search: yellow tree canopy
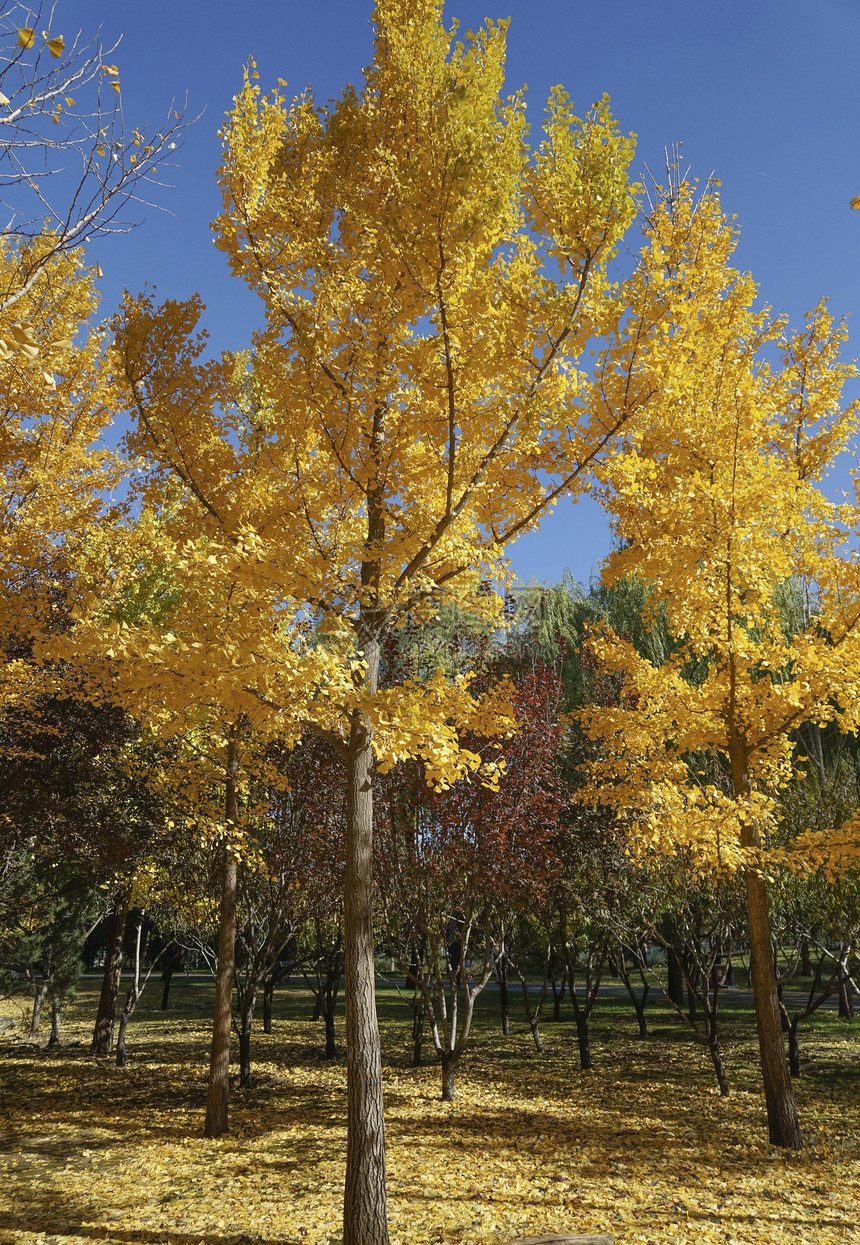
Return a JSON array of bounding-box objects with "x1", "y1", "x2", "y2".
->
[
  {"x1": 104, "y1": 0, "x2": 665, "y2": 783},
  {"x1": 578, "y1": 187, "x2": 860, "y2": 878},
  {"x1": 0, "y1": 238, "x2": 122, "y2": 713}
]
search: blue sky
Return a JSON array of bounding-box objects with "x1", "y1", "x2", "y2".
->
[{"x1": 58, "y1": 0, "x2": 860, "y2": 587}]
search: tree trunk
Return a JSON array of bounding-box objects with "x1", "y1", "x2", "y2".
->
[
  {"x1": 30, "y1": 983, "x2": 47, "y2": 1036},
  {"x1": 115, "y1": 1009, "x2": 130, "y2": 1067},
  {"x1": 263, "y1": 976, "x2": 274, "y2": 1034},
  {"x1": 705, "y1": 1018, "x2": 729, "y2": 1097},
  {"x1": 91, "y1": 892, "x2": 129, "y2": 1055},
  {"x1": 731, "y1": 729, "x2": 802, "y2": 1149},
  {"x1": 838, "y1": 953, "x2": 854, "y2": 1018},
  {"x1": 575, "y1": 1012, "x2": 592, "y2": 1070},
  {"x1": 411, "y1": 992, "x2": 425, "y2": 1066},
  {"x1": 48, "y1": 994, "x2": 61, "y2": 1047},
  {"x1": 686, "y1": 959, "x2": 698, "y2": 1022},
  {"x1": 633, "y1": 994, "x2": 648, "y2": 1039},
  {"x1": 238, "y1": 984, "x2": 257, "y2": 1088},
  {"x1": 343, "y1": 621, "x2": 388, "y2": 1245},
  {"x1": 204, "y1": 726, "x2": 240, "y2": 1139},
  {"x1": 324, "y1": 1004, "x2": 337, "y2": 1059},
  {"x1": 745, "y1": 869, "x2": 802, "y2": 1148},
  {"x1": 551, "y1": 974, "x2": 565, "y2": 1020},
  {"x1": 799, "y1": 934, "x2": 812, "y2": 979},
  {"x1": 788, "y1": 1018, "x2": 801, "y2": 1078},
  {"x1": 160, "y1": 943, "x2": 183, "y2": 1011},
  {"x1": 440, "y1": 1053, "x2": 456, "y2": 1103},
  {"x1": 312, "y1": 987, "x2": 324, "y2": 1021},
  {"x1": 664, "y1": 926, "x2": 686, "y2": 1009},
  {"x1": 513, "y1": 958, "x2": 546, "y2": 1054},
  {"x1": 498, "y1": 951, "x2": 510, "y2": 1036}
]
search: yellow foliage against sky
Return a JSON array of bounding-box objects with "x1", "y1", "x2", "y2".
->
[
  {"x1": 579, "y1": 188, "x2": 860, "y2": 880},
  {"x1": 1, "y1": 989, "x2": 859, "y2": 1245},
  {"x1": 0, "y1": 239, "x2": 122, "y2": 711},
  {"x1": 88, "y1": 0, "x2": 654, "y2": 789}
]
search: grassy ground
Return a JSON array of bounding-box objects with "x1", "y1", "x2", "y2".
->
[{"x1": 1, "y1": 976, "x2": 859, "y2": 1245}]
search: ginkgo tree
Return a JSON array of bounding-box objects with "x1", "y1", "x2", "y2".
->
[
  {"x1": 0, "y1": 0, "x2": 185, "y2": 718},
  {"x1": 0, "y1": 244, "x2": 124, "y2": 724},
  {"x1": 62, "y1": 504, "x2": 354, "y2": 1136},
  {"x1": 96, "y1": 0, "x2": 687, "y2": 1239},
  {"x1": 578, "y1": 183, "x2": 860, "y2": 1150}
]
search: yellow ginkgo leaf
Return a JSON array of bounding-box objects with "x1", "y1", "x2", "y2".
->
[
  {"x1": 42, "y1": 370, "x2": 56, "y2": 387},
  {"x1": 851, "y1": 195, "x2": 860, "y2": 210},
  {"x1": 97, "y1": 145, "x2": 106, "y2": 157},
  {"x1": 17, "y1": 26, "x2": 35, "y2": 48},
  {"x1": 0, "y1": 92, "x2": 9, "y2": 106},
  {"x1": 110, "y1": 80, "x2": 121, "y2": 94},
  {"x1": 46, "y1": 34, "x2": 64, "y2": 58},
  {"x1": 95, "y1": 263, "x2": 104, "y2": 278}
]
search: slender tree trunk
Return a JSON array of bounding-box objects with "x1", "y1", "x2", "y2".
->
[
  {"x1": 663, "y1": 919, "x2": 686, "y2": 1010},
  {"x1": 48, "y1": 994, "x2": 61, "y2": 1047},
  {"x1": 160, "y1": 944, "x2": 183, "y2": 1011},
  {"x1": 263, "y1": 976, "x2": 274, "y2": 1034},
  {"x1": 440, "y1": 1053, "x2": 456, "y2": 1103},
  {"x1": 707, "y1": 1028, "x2": 730, "y2": 1097},
  {"x1": 30, "y1": 983, "x2": 47, "y2": 1036},
  {"x1": 115, "y1": 1009, "x2": 131, "y2": 1066},
  {"x1": 838, "y1": 952, "x2": 854, "y2": 1018},
  {"x1": 575, "y1": 1011, "x2": 592, "y2": 1070},
  {"x1": 497, "y1": 950, "x2": 510, "y2": 1036},
  {"x1": 788, "y1": 1018, "x2": 801, "y2": 1078},
  {"x1": 731, "y1": 712, "x2": 802, "y2": 1149},
  {"x1": 519, "y1": 973, "x2": 544, "y2": 1053},
  {"x1": 411, "y1": 991, "x2": 425, "y2": 1066},
  {"x1": 551, "y1": 974, "x2": 565, "y2": 1020},
  {"x1": 745, "y1": 869, "x2": 802, "y2": 1148},
  {"x1": 687, "y1": 958, "x2": 698, "y2": 1022},
  {"x1": 91, "y1": 892, "x2": 129, "y2": 1055},
  {"x1": 204, "y1": 726, "x2": 240, "y2": 1139},
  {"x1": 343, "y1": 621, "x2": 388, "y2": 1245},
  {"x1": 324, "y1": 1003, "x2": 337, "y2": 1059},
  {"x1": 799, "y1": 934, "x2": 812, "y2": 979},
  {"x1": 238, "y1": 984, "x2": 257, "y2": 1088}
]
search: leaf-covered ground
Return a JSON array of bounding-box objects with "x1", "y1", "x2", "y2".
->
[{"x1": 1, "y1": 981, "x2": 859, "y2": 1245}]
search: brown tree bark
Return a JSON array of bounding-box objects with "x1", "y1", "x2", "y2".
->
[
  {"x1": 730, "y1": 736, "x2": 802, "y2": 1149},
  {"x1": 91, "y1": 891, "x2": 129, "y2": 1055},
  {"x1": 30, "y1": 982, "x2": 46, "y2": 1036},
  {"x1": 497, "y1": 949, "x2": 510, "y2": 1036},
  {"x1": 238, "y1": 983, "x2": 258, "y2": 1088},
  {"x1": 343, "y1": 619, "x2": 389, "y2": 1245},
  {"x1": 745, "y1": 869, "x2": 801, "y2": 1145},
  {"x1": 440, "y1": 1053, "x2": 456, "y2": 1102},
  {"x1": 48, "y1": 994, "x2": 61, "y2": 1047},
  {"x1": 263, "y1": 976, "x2": 275, "y2": 1033},
  {"x1": 204, "y1": 725, "x2": 240, "y2": 1139}
]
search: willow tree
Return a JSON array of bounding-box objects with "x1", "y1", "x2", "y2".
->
[
  {"x1": 111, "y1": 1, "x2": 672, "y2": 1239},
  {"x1": 579, "y1": 186, "x2": 860, "y2": 1151}
]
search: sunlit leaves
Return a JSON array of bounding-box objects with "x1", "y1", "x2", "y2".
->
[{"x1": 580, "y1": 185, "x2": 860, "y2": 879}]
